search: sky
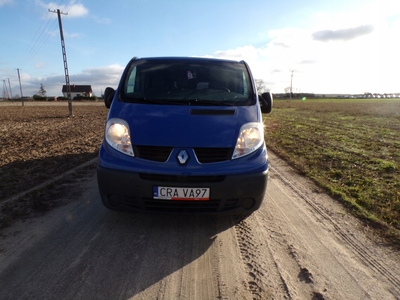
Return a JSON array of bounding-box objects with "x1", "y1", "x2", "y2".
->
[{"x1": 1, "y1": 0, "x2": 400, "y2": 97}]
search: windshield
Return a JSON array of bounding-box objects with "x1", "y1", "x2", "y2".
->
[{"x1": 121, "y1": 59, "x2": 255, "y2": 106}]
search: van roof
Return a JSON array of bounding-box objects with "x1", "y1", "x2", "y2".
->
[{"x1": 133, "y1": 56, "x2": 244, "y2": 64}]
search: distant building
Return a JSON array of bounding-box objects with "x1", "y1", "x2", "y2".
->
[{"x1": 62, "y1": 85, "x2": 92, "y2": 98}]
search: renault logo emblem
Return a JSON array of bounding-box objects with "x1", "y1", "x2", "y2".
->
[{"x1": 177, "y1": 149, "x2": 189, "y2": 165}]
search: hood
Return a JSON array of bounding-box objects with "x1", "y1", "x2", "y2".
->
[{"x1": 108, "y1": 101, "x2": 260, "y2": 148}]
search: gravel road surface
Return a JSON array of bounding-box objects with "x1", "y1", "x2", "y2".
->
[{"x1": 0, "y1": 151, "x2": 399, "y2": 299}]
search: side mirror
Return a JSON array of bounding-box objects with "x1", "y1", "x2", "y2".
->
[
  {"x1": 259, "y1": 92, "x2": 273, "y2": 114},
  {"x1": 104, "y1": 87, "x2": 115, "y2": 109}
]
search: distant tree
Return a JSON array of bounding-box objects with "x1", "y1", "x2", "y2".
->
[
  {"x1": 33, "y1": 94, "x2": 47, "y2": 101},
  {"x1": 255, "y1": 79, "x2": 270, "y2": 94},
  {"x1": 38, "y1": 84, "x2": 47, "y2": 97}
]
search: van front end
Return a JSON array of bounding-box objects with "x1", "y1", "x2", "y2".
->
[
  {"x1": 97, "y1": 56, "x2": 273, "y2": 215},
  {"x1": 97, "y1": 141, "x2": 269, "y2": 214}
]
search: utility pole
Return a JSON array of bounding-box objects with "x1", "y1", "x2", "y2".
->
[
  {"x1": 49, "y1": 8, "x2": 73, "y2": 117},
  {"x1": 290, "y1": 70, "x2": 294, "y2": 102},
  {"x1": 3, "y1": 80, "x2": 10, "y2": 100},
  {"x1": 16, "y1": 68, "x2": 24, "y2": 106},
  {"x1": 7, "y1": 78, "x2": 12, "y2": 99}
]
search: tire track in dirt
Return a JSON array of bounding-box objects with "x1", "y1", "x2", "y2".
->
[
  {"x1": 232, "y1": 150, "x2": 400, "y2": 299},
  {"x1": 263, "y1": 150, "x2": 400, "y2": 299},
  {"x1": 270, "y1": 163, "x2": 400, "y2": 296},
  {"x1": 234, "y1": 216, "x2": 268, "y2": 298},
  {"x1": 236, "y1": 212, "x2": 329, "y2": 299},
  {"x1": 259, "y1": 184, "x2": 352, "y2": 299},
  {"x1": 234, "y1": 215, "x2": 291, "y2": 299}
]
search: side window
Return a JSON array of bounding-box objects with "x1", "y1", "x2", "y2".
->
[{"x1": 126, "y1": 66, "x2": 137, "y2": 93}]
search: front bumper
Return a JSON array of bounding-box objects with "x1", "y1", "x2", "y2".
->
[{"x1": 97, "y1": 166, "x2": 268, "y2": 214}]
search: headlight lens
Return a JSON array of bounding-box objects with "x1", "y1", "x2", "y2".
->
[
  {"x1": 232, "y1": 122, "x2": 264, "y2": 159},
  {"x1": 105, "y1": 118, "x2": 134, "y2": 156}
]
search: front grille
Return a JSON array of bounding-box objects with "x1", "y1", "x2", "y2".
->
[
  {"x1": 123, "y1": 196, "x2": 143, "y2": 210},
  {"x1": 224, "y1": 198, "x2": 239, "y2": 208},
  {"x1": 194, "y1": 148, "x2": 233, "y2": 163},
  {"x1": 134, "y1": 145, "x2": 173, "y2": 162},
  {"x1": 133, "y1": 146, "x2": 233, "y2": 163},
  {"x1": 139, "y1": 173, "x2": 225, "y2": 183}
]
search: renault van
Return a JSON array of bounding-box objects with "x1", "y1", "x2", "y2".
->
[{"x1": 97, "y1": 57, "x2": 273, "y2": 215}]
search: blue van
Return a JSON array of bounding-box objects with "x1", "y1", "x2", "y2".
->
[{"x1": 97, "y1": 57, "x2": 273, "y2": 215}]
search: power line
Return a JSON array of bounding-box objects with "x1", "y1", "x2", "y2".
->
[
  {"x1": 18, "y1": 11, "x2": 53, "y2": 67},
  {"x1": 65, "y1": 0, "x2": 79, "y2": 14},
  {"x1": 18, "y1": 0, "x2": 78, "y2": 70},
  {"x1": 14, "y1": 0, "x2": 78, "y2": 104},
  {"x1": 19, "y1": 18, "x2": 58, "y2": 68},
  {"x1": 18, "y1": 0, "x2": 67, "y2": 69}
]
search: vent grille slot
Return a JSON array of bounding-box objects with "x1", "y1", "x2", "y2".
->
[
  {"x1": 134, "y1": 145, "x2": 173, "y2": 162},
  {"x1": 194, "y1": 148, "x2": 233, "y2": 163}
]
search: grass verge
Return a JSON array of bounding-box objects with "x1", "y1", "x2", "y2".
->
[{"x1": 264, "y1": 98, "x2": 400, "y2": 245}]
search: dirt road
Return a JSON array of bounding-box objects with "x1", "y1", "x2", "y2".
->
[{"x1": 0, "y1": 151, "x2": 399, "y2": 299}]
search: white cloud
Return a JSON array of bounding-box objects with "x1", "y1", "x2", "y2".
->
[
  {"x1": 20, "y1": 72, "x2": 31, "y2": 82},
  {"x1": 35, "y1": 62, "x2": 46, "y2": 69},
  {"x1": 36, "y1": 0, "x2": 88, "y2": 18},
  {"x1": 72, "y1": 65, "x2": 125, "y2": 87},
  {"x1": 45, "y1": 29, "x2": 58, "y2": 37},
  {"x1": 0, "y1": 63, "x2": 124, "y2": 97},
  {"x1": 312, "y1": 25, "x2": 374, "y2": 42},
  {"x1": 92, "y1": 16, "x2": 111, "y2": 25},
  {"x1": 208, "y1": 4, "x2": 400, "y2": 94},
  {"x1": 0, "y1": 0, "x2": 12, "y2": 7},
  {"x1": 18, "y1": 0, "x2": 399, "y2": 96},
  {"x1": 66, "y1": 3, "x2": 88, "y2": 18},
  {"x1": 45, "y1": 29, "x2": 81, "y2": 39},
  {"x1": 214, "y1": 45, "x2": 261, "y2": 61},
  {"x1": 65, "y1": 32, "x2": 82, "y2": 38},
  {"x1": 5, "y1": 64, "x2": 124, "y2": 97},
  {"x1": 364, "y1": 0, "x2": 400, "y2": 18}
]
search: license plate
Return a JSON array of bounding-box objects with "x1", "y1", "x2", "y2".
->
[{"x1": 153, "y1": 186, "x2": 210, "y2": 201}]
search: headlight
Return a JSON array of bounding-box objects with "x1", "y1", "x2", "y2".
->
[
  {"x1": 232, "y1": 122, "x2": 264, "y2": 159},
  {"x1": 105, "y1": 118, "x2": 134, "y2": 156}
]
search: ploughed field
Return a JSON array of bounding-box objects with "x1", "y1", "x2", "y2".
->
[{"x1": 0, "y1": 102, "x2": 108, "y2": 227}]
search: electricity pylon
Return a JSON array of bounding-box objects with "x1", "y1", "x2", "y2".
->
[
  {"x1": 49, "y1": 8, "x2": 73, "y2": 117},
  {"x1": 16, "y1": 68, "x2": 24, "y2": 106},
  {"x1": 290, "y1": 70, "x2": 294, "y2": 102},
  {"x1": 3, "y1": 80, "x2": 10, "y2": 100}
]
